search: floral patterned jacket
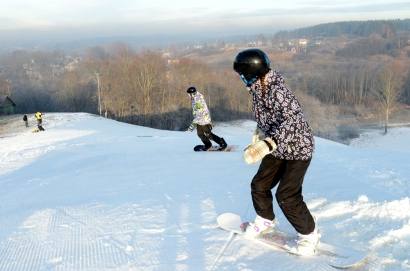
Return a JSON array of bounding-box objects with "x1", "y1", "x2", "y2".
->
[
  {"x1": 250, "y1": 70, "x2": 314, "y2": 160},
  {"x1": 190, "y1": 91, "x2": 212, "y2": 126}
]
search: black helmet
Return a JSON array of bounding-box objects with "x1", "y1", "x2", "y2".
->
[
  {"x1": 233, "y1": 49, "x2": 270, "y2": 86},
  {"x1": 186, "y1": 86, "x2": 197, "y2": 94}
]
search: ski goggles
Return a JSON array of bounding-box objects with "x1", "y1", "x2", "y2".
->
[{"x1": 240, "y1": 74, "x2": 257, "y2": 88}]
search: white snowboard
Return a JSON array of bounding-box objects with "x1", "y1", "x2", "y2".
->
[{"x1": 217, "y1": 212, "x2": 370, "y2": 270}]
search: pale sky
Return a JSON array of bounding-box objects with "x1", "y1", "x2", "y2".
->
[{"x1": 0, "y1": 0, "x2": 410, "y2": 44}]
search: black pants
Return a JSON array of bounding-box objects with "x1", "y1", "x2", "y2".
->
[
  {"x1": 196, "y1": 124, "x2": 223, "y2": 148},
  {"x1": 251, "y1": 155, "x2": 315, "y2": 235},
  {"x1": 37, "y1": 120, "x2": 45, "y2": 131}
]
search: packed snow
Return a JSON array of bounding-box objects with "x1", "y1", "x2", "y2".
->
[{"x1": 0, "y1": 113, "x2": 409, "y2": 270}]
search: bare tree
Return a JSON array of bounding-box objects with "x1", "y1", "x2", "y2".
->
[
  {"x1": 372, "y1": 66, "x2": 402, "y2": 133},
  {"x1": 0, "y1": 79, "x2": 12, "y2": 96}
]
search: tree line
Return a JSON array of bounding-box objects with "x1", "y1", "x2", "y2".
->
[
  {"x1": 275, "y1": 19, "x2": 410, "y2": 39},
  {"x1": 0, "y1": 42, "x2": 409, "y2": 137},
  {"x1": 0, "y1": 46, "x2": 250, "y2": 130}
]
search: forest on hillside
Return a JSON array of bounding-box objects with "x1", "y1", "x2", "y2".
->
[
  {"x1": 1, "y1": 19, "x2": 410, "y2": 141},
  {"x1": 275, "y1": 19, "x2": 410, "y2": 39}
]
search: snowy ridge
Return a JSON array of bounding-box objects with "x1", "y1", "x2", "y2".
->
[{"x1": 0, "y1": 113, "x2": 409, "y2": 270}]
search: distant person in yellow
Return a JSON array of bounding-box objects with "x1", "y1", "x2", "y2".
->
[{"x1": 34, "y1": 112, "x2": 45, "y2": 131}]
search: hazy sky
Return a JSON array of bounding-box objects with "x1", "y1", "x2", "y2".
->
[{"x1": 1, "y1": 0, "x2": 410, "y2": 43}]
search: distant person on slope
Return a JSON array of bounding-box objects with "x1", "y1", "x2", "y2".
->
[
  {"x1": 233, "y1": 48, "x2": 319, "y2": 256},
  {"x1": 35, "y1": 112, "x2": 45, "y2": 131},
  {"x1": 23, "y1": 114, "x2": 28, "y2": 127},
  {"x1": 186, "y1": 86, "x2": 227, "y2": 151}
]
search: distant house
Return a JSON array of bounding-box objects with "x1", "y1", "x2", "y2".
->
[
  {"x1": 0, "y1": 95, "x2": 16, "y2": 115},
  {"x1": 167, "y1": 59, "x2": 180, "y2": 65},
  {"x1": 247, "y1": 41, "x2": 257, "y2": 47},
  {"x1": 162, "y1": 52, "x2": 172, "y2": 58},
  {"x1": 299, "y1": 39, "x2": 308, "y2": 46}
]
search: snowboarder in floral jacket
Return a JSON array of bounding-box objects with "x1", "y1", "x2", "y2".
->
[
  {"x1": 186, "y1": 86, "x2": 227, "y2": 151},
  {"x1": 233, "y1": 49, "x2": 319, "y2": 256}
]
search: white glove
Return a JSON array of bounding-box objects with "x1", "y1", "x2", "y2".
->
[
  {"x1": 187, "y1": 123, "x2": 196, "y2": 132},
  {"x1": 244, "y1": 138, "x2": 277, "y2": 164}
]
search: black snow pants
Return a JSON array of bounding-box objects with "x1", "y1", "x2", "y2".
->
[
  {"x1": 37, "y1": 119, "x2": 45, "y2": 131},
  {"x1": 196, "y1": 124, "x2": 223, "y2": 149},
  {"x1": 251, "y1": 155, "x2": 315, "y2": 235}
]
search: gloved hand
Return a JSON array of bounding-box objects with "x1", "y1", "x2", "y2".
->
[
  {"x1": 252, "y1": 127, "x2": 266, "y2": 144},
  {"x1": 187, "y1": 123, "x2": 196, "y2": 132},
  {"x1": 244, "y1": 138, "x2": 277, "y2": 164}
]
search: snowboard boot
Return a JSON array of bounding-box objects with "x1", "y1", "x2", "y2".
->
[
  {"x1": 241, "y1": 215, "x2": 276, "y2": 238},
  {"x1": 203, "y1": 143, "x2": 212, "y2": 151},
  {"x1": 295, "y1": 227, "x2": 320, "y2": 256},
  {"x1": 217, "y1": 138, "x2": 227, "y2": 151}
]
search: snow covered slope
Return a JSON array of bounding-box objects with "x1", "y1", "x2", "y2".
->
[{"x1": 0, "y1": 113, "x2": 409, "y2": 270}]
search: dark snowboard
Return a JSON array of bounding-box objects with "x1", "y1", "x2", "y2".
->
[{"x1": 193, "y1": 145, "x2": 236, "y2": 152}]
